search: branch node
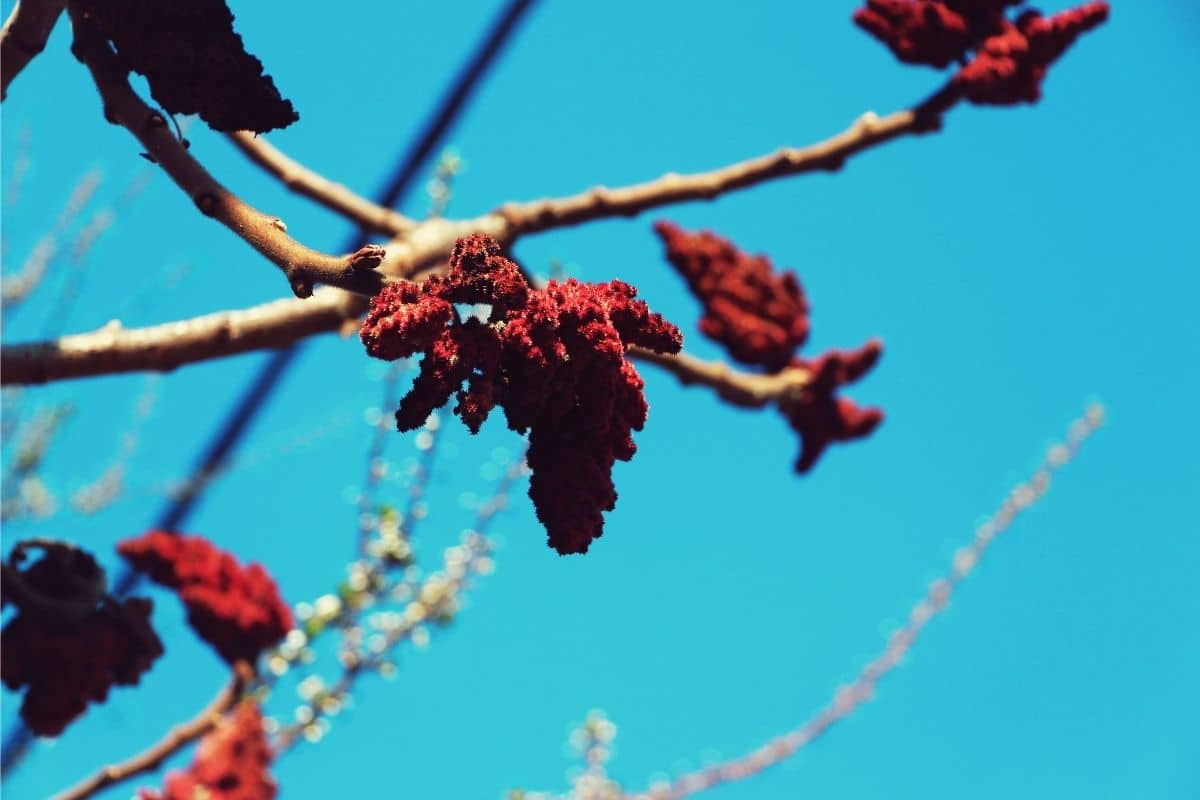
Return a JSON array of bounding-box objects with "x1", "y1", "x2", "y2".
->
[
  {"x1": 269, "y1": 217, "x2": 287, "y2": 233},
  {"x1": 347, "y1": 244, "x2": 385, "y2": 272},
  {"x1": 193, "y1": 193, "x2": 218, "y2": 216},
  {"x1": 288, "y1": 276, "x2": 313, "y2": 298},
  {"x1": 855, "y1": 110, "x2": 880, "y2": 132}
]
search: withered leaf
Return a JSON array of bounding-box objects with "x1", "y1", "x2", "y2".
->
[{"x1": 77, "y1": 0, "x2": 299, "y2": 133}]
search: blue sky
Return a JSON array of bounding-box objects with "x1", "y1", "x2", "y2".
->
[{"x1": 2, "y1": 2, "x2": 1198, "y2": 798}]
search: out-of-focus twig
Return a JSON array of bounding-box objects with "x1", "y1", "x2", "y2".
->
[
  {"x1": 50, "y1": 663, "x2": 253, "y2": 800},
  {"x1": 2, "y1": 168, "x2": 102, "y2": 314},
  {"x1": 0, "y1": 402, "x2": 74, "y2": 522},
  {"x1": 2, "y1": 123, "x2": 33, "y2": 210},
  {"x1": 70, "y1": 375, "x2": 159, "y2": 515},
  {"x1": 617, "y1": 404, "x2": 1106, "y2": 800},
  {"x1": 40, "y1": 167, "x2": 154, "y2": 338},
  {"x1": 272, "y1": 452, "x2": 525, "y2": 754}
]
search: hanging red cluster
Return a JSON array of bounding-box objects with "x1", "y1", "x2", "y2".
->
[
  {"x1": 1, "y1": 597, "x2": 162, "y2": 737},
  {"x1": 853, "y1": 0, "x2": 1109, "y2": 104},
  {"x1": 654, "y1": 222, "x2": 883, "y2": 474},
  {"x1": 362, "y1": 234, "x2": 683, "y2": 555},
  {"x1": 653, "y1": 221, "x2": 810, "y2": 372},
  {"x1": 140, "y1": 700, "x2": 276, "y2": 800},
  {"x1": 789, "y1": 342, "x2": 885, "y2": 473},
  {"x1": 1, "y1": 542, "x2": 163, "y2": 737},
  {"x1": 118, "y1": 531, "x2": 293, "y2": 665}
]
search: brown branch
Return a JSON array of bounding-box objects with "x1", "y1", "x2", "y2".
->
[
  {"x1": 226, "y1": 132, "x2": 416, "y2": 237},
  {"x1": 1, "y1": 295, "x2": 808, "y2": 409},
  {"x1": 629, "y1": 347, "x2": 812, "y2": 409},
  {"x1": 489, "y1": 104, "x2": 948, "y2": 238},
  {"x1": 64, "y1": 5, "x2": 391, "y2": 298},
  {"x1": 0, "y1": 0, "x2": 65, "y2": 101},
  {"x1": 378, "y1": 97, "x2": 953, "y2": 278},
  {"x1": 52, "y1": 663, "x2": 252, "y2": 800},
  {"x1": 2, "y1": 93, "x2": 956, "y2": 385},
  {"x1": 1, "y1": 288, "x2": 365, "y2": 385}
]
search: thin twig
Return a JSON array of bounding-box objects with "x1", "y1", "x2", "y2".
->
[
  {"x1": 226, "y1": 132, "x2": 416, "y2": 237},
  {"x1": 64, "y1": 4, "x2": 392, "y2": 298},
  {"x1": 628, "y1": 347, "x2": 812, "y2": 408},
  {"x1": 2, "y1": 168, "x2": 102, "y2": 314},
  {"x1": 494, "y1": 108, "x2": 945, "y2": 238},
  {"x1": 375, "y1": 100, "x2": 951, "y2": 276},
  {"x1": 52, "y1": 663, "x2": 252, "y2": 800},
  {"x1": 0, "y1": 0, "x2": 66, "y2": 100},
  {"x1": 621, "y1": 404, "x2": 1106, "y2": 800}
]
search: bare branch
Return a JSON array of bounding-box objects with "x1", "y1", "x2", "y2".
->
[
  {"x1": 52, "y1": 664, "x2": 252, "y2": 800},
  {"x1": 0, "y1": 298, "x2": 810, "y2": 419},
  {"x1": 226, "y1": 132, "x2": 416, "y2": 237},
  {"x1": 1, "y1": 289, "x2": 365, "y2": 385},
  {"x1": 629, "y1": 347, "x2": 812, "y2": 408},
  {"x1": 494, "y1": 106, "x2": 947, "y2": 237},
  {"x1": 3, "y1": 93, "x2": 957, "y2": 384},
  {"x1": 64, "y1": 5, "x2": 392, "y2": 298},
  {"x1": 0, "y1": 0, "x2": 65, "y2": 101},
  {"x1": 376, "y1": 95, "x2": 953, "y2": 276}
]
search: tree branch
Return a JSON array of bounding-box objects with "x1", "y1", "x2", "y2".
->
[
  {"x1": 374, "y1": 93, "x2": 953, "y2": 277},
  {"x1": 1, "y1": 289, "x2": 364, "y2": 385},
  {"x1": 494, "y1": 106, "x2": 948, "y2": 237},
  {"x1": 3, "y1": 91, "x2": 956, "y2": 384},
  {"x1": 1, "y1": 297, "x2": 815, "y2": 417},
  {"x1": 0, "y1": 0, "x2": 65, "y2": 101},
  {"x1": 629, "y1": 347, "x2": 812, "y2": 408},
  {"x1": 52, "y1": 663, "x2": 252, "y2": 800},
  {"x1": 64, "y1": 4, "x2": 391, "y2": 298},
  {"x1": 226, "y1": 132, "x2": 417, "y2": 237}
]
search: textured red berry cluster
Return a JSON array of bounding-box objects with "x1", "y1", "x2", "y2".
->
[
  {"x1": 1, "y1": 545, "x2": 163, "y2": 737},
  {"x1": 362, "y1": 234, "x2": 683, "y2": 554},
  {"x1": 654, "y1": 223, "x2": 883, "y2": 474},
  {"x1": 654, "y1": 220, "x2": 809, "y2": 372},
  {"x1": 853, "y1": 0, "x2": 1109, "y2": 104},
  {"x1": 118, "y1": 531, "x2": 293, "y2": 665},
  {"x1": 140, "y1": 700, "x2": 276, "y2": 800}
]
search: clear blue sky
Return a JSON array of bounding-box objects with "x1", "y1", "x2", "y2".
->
[{"x1": 2, "y1": 2, "x2": 1198, "y2": 798}]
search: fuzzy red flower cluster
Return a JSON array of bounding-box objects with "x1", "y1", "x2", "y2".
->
[
  {"x1": 140, "y1": 701, "x2": 276, "y2": 800},
  {"x1": 853, "y1": 0, "x2": 1109, "y2": 104},
  {"x1": 654, "y1": 222, "x2": 883, "y2": 473},
  {"x1": 654, "y1": 221, "x2": 809, "y2": 372},
  {"x1": 1, "y1": 543, "x2": 163, "y2": 737},
  {"x1": 118, "y1": 531, "x2": 292, "y2": 665},
  {"x1": 362, "y1": 234, "x2": 683, "y2": 554},
  {"x1": 789, "y1": 342, "x2": 885, "y2": 473}
]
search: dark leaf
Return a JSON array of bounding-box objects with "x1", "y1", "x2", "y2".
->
[{"x1": 77, "y1": 0, "x2": 299, "y2": 133}]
